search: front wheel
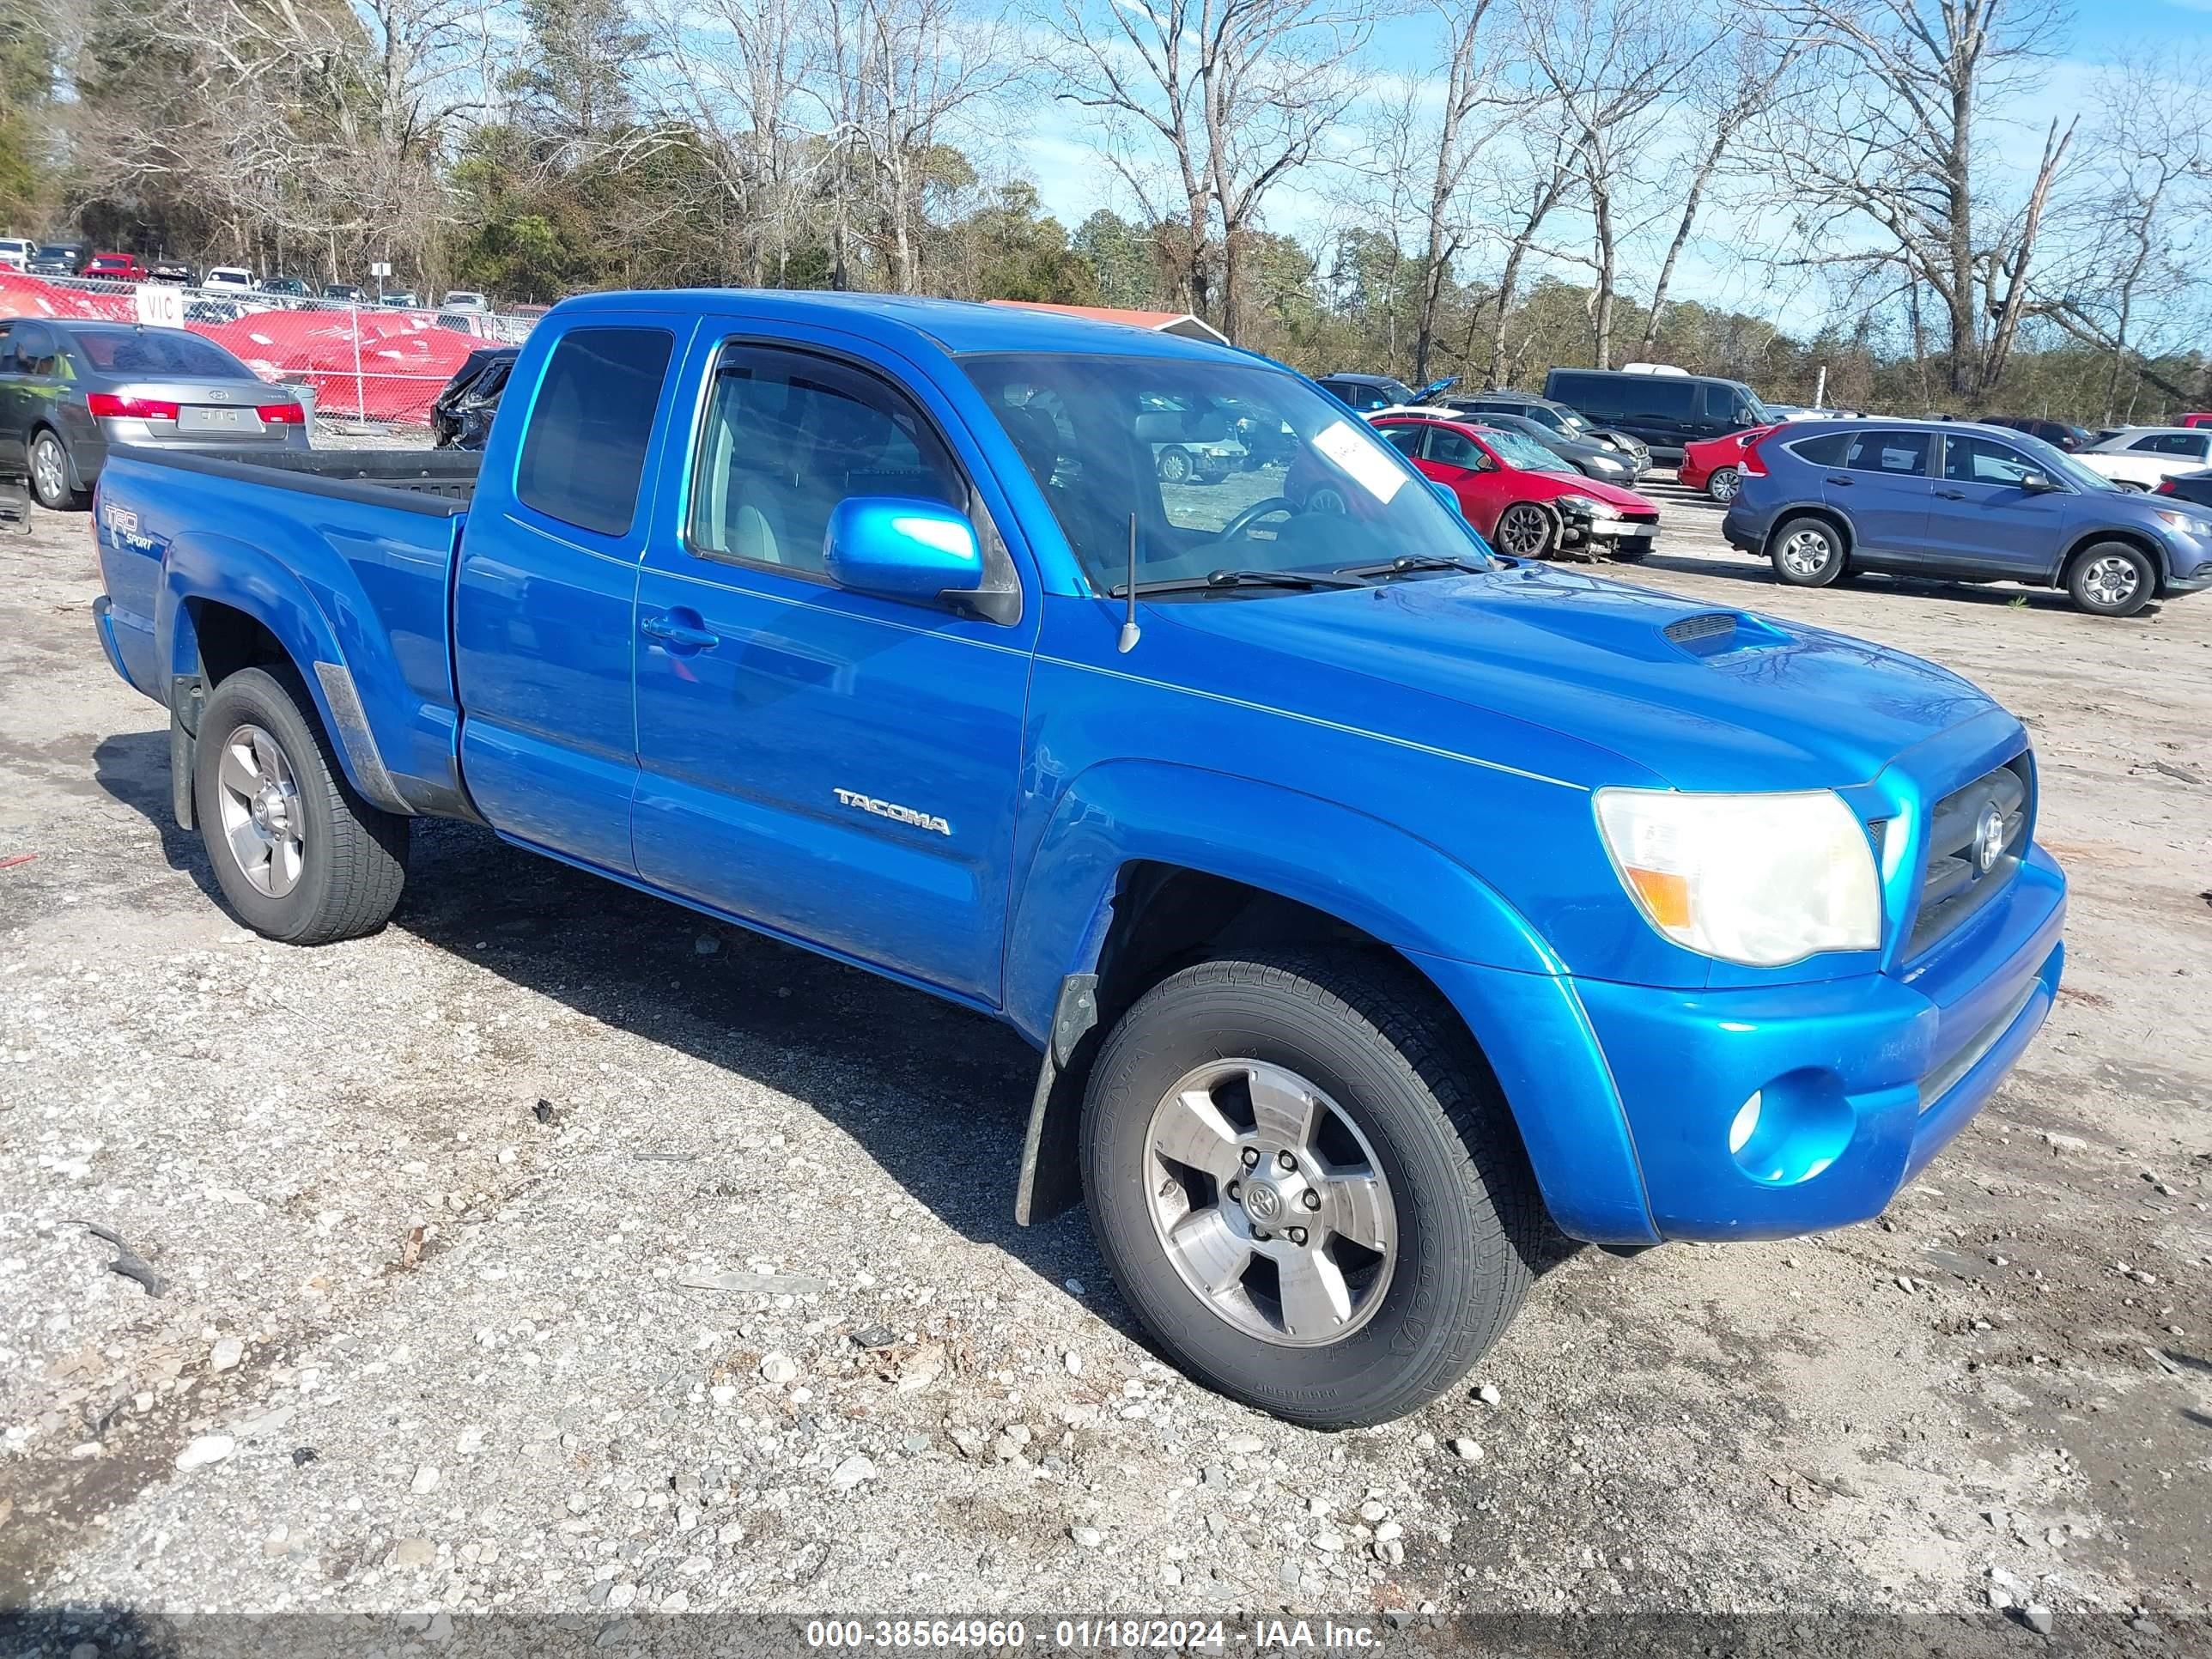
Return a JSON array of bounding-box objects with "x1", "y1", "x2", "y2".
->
[
  {"x1": 1080, "y1": 952, "x2": 1541, "y2": 1428},
  {"x1": 2067, "y1": 542, "x2": 2155, "y2": 617},
  {"x1": 1156, "y1": 447, "x2": 1193, "y2": 484},
  {"x1": 1492, "y1": 501, "x2": 1557, "y2": 559},
  {"x1": 193, "y1": 665, "x2": 410, "y2": 943}
]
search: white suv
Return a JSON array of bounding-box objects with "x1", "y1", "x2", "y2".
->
[{"x1": 0, "y1": 238, "x2": 33, "y2": 271}]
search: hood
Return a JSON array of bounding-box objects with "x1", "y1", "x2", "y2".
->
[
  {"x1": 1153, "y1": 564, "x2": 2000, "y2": 793},
  {"x1": 1523, "y1": 471, "x2": 1654, "y2": 512}
]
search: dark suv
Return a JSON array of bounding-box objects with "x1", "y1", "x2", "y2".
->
[
  {"x1": 1448, "y1": 390, "x2": 1650, "y2": 473},
  {"x1": 1984, "y1": 416, "x2": 2092, "y2": 452},
  {"x1": 1721, "y1": 419, "x2": 2212, "y2": 617},
  {"x1": 1544, "y1": 368, "x2": 1765, "y2": 461}
]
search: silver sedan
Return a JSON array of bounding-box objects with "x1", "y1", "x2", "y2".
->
[{"x1": 0, "y1": 319, "x2": 308, "y2": 509}]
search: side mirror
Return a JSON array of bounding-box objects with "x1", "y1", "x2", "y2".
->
[
  {"x1": 2017, "y1": 470, "x2": 2060, "y2": 493},
  {"x1": 824, "y1": 496, "x2": 984, "y2": 600},
  {"x1": 1429, "y1": 479, "x2": 1468, "y2": 519}
]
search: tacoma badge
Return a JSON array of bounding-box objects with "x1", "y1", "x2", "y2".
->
[{"x1": 834, "y1": 788, "x2": 951, "y2": 836}]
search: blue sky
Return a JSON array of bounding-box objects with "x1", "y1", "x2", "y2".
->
[{"x1": 1011, "y1": 0, "x2": 2203, "y2": 338}]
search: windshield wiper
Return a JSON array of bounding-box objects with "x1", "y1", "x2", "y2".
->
[
  {"x1": 1333, "y1": 553, "x2": 1491, "y2": 579},
  {"x1": 1109, "y1": 567, "x2": 1369, "y2": 597}
]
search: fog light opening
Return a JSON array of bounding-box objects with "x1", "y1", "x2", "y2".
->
[{"x1": 1727, "y1": 1072, "x2": 1856, "y2": 1187}]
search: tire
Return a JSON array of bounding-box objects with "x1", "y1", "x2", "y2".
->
[
  {"x1": 1080, "y1": 951, "x2": 1541, "y2": 1429},
  {"x1": 28, "y1": 428, "x2": 82, "y2": 510},
  {"x1": 1607, "y1": 543, "x2": 1650, "y2": 563},
  {"x1": 1707, "y1": 465, "x2": 1741, "y2": 505},
  {"x1": 2067, "y1": 541, "x2": 2156, "y2": 617},
  {"x1": 192, "y1": 665, "x2": 409, "y2": 944},
  {"x1": 1492, "y1": 501, "x2": 1557, "y2": 559},
  {"x1": 1156, "y1": 447, "x2": 1193, "y2": 484},
  {"x1": 1769, "y1": 514, "x2": 1848, "y2": 586}
]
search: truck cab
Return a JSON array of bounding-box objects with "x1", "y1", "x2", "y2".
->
[{"x1": 87, "y1": 292, "x2": 2066, "y2": 1429}]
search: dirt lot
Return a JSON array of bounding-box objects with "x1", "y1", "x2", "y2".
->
[{"x1": 1, "y1": 459, "x2": 2208, "y2": 1653}]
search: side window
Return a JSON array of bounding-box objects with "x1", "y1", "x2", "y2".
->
[
  {"x1": 1427, "y1": 428, "x2": 1488, "y2": 470},
  {"x1": 689, "y1": 345, "x2": 965, "y2": 578},
  {"x1": 1841, "y1": 429, "x2": 1932, "y2": 477},
  {"x1": 16, "y1": 325, "x2": 60, "y2": 378},
  {"x1": 1787, "y1": 432, "x2": 1850, "y2": 466},
  {"x1": 1640, "y1": 378, "x2": 1698, "y2": 419},
  {"x1": 2131, "y1": 432, "x2": 2194, "y2": 454},
  {"x1": 1942, "y1": 435, "x2": 2035, "y2": 485},
  {"x1": 1553, "y1": 375, "x2": 1619, "y2": 417},
  {"x1": 514, "y1": 326, "x2": 675, "y2": 538},
  {"x1": 2185, "y1": 434, "x2": 2212, "y2": 459},
  {"x1": 1701, "y1": 384, "x2": 1737, "y2": 420},
  {"x1": 0, "y1": 325, "x2": 15, "y2": 374},
  {"x1": 1377, "y1": 424, "x2": 1425, "y2": 458}
]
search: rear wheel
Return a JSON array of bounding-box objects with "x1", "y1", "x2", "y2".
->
[
  {"x1": 1769, "y1": 514, "x2": 1847, "y2": 586},
  {"x1": 1493, "y1": 501, "x2": 1557, "y2": 559},
  {"x1": 2067, "y1": 542, "x2": 2155, "y2": 617},
  {"x1": 28, "y1": 429, "x2": 82, "y2": 510},
  {"x1": 1707, "y1": 465, "x2": 1741, "y2": 504},
  {"x1": 1081, "y1": 951, "x2": 1540, "y2": 1428},
  {"x1": 193, "y1": 665, "x2": 409, "y2": 943}
]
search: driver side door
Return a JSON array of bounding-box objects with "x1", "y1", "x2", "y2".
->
[
  {"x1": 629, "y1": 334, "x2": 1038, "y2": 1004},
  {"x1": 1413, "y1": 425, "x2": 1510, "y2": 536}
]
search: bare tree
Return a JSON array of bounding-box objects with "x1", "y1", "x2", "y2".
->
[
  {"x1": 1039, "y1": 0, "x2": 1374, "y2": 341},
  {"x1": 1518, "y1": 0, "x2": 1709, "y2": 368},
  {"x1": 1748, "y1": 0, "x2": 2077, "y2": 400},
  {"x1": 1638, "y1": 21, "x2": 1805, "y2": 354},
  {"x1": 1470, "y1": 114, "x2": 1581, "y2": 384}
]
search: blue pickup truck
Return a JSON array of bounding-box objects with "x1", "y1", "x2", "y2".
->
[{"x1": 88, "y1": 292, "x2": 2066, "y2": 1427}]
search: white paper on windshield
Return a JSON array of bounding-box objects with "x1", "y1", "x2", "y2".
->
[{"x1": 1312, "y1": 419, "x2": 1407, "y2": 504}]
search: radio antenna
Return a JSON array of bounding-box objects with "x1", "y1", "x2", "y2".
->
[{"x1": 1117, "y1": 512, "x2": 1141, "y2": 653}]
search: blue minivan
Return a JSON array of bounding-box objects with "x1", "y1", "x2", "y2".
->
[{"x1": 1722, "y1": 419, "x2": 2212, "y2": 617}]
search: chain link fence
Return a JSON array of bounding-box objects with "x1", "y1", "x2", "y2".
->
[{"x1": 0, "y1": 270, "x2": 543, "y2": 428}]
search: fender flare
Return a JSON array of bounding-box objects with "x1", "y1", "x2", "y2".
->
[
  {"x1": 1003, "y1": 759, "x2": 1565, "y2": 1046},
  {"x1": 159, "y1": 533, "x2": 408, "y2": 813}
]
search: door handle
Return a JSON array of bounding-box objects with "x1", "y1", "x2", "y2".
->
[
  {"x1": 1824, "y1": 475, "x2": 1854, "y2": 487},
  {"x1": 641, "y1": 611, "x2": 720, "y2": 651},
  {"x1": 1935, "y1": 489, "x2": 1967, "y2": 499}
]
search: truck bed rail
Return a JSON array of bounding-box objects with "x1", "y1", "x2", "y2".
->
[{"x1": 107, "y1": 444, "x2": 479, "y2": 515}]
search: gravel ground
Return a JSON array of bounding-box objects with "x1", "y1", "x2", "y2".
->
[{"x1": 1, "y1": 451, "x2": 2209, "y2": 1653}]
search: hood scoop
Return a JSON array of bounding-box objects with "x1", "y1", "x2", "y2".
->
[{"x1": 1662, "y1": 610, "x2": 1790, "y2": 659}]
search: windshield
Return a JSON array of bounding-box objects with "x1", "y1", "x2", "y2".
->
[
  {"x1": 1735, "y1": 386, "x2": 1771, "y2": 425},
  {"x1": 963, "y1": 353, "x2": 1494, "y2": 592},
  {"x1": 70, "y1": 328, "x2": 256, "y2": 379},
  {"x1": 2007, "y1": 430, "x2": 2119, "y2": 492},
  {"x1": 1482, "y1": 427, "x2": 1574, "y2": 472}
]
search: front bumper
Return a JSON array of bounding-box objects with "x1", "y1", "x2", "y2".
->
[{"x1": 1413, "y1": 844, "x2": 2066, "y2": 1246}]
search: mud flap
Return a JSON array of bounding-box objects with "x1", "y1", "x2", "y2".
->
[
  {"x1": 1013, "y1": 974, "x2": 1100, "y2": 1226},
  {"x1": 0, "y1": 475, "x2": 28, "y2": 533},
  {"x1": 169, "y1": 677, "x2": 204, "y2": 832}
]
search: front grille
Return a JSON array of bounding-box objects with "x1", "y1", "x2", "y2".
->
[{"x1": 1907, "y1": 757, "x2": 2032, "y2": 956}]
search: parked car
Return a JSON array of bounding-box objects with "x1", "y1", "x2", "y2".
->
[
  {"x1": 0, "y1": 237, "x2": 33, "y2": 271},
  {"x1": 1543, "y1": 367, "x2": 1768, "y2": 461},
  {"x1": 441, "y1": 290, "x2": 491, "y2": 312},
  {"x1": 29, "y1": 243, "x2": 86, "y2": 276},
  {"x1": 1439, "y1": 404, "x2": 1645, "y2": 484},
  {"x1": 2073, "y1": 426, "x2": 2212, "y2": 489},
  {"x1": 322, "y1": 283, "x2": 367, "y2": 303},
  {"x1": 148, "y1": 260, "x2": 195, "y2": 285},
  {"x1": 1368, "y1": 411, "x2": 1660, "y2": 560},
  {"x1": 82, "y1": 252, "x2": 148, "y2": 283},
  {"x1": 2177, "y1": 413, "x2": 2212, "y2": 428},
  {"x1": 2152, "y1": 468, "x2": 2212, "y2": 510},
  {"x1": 258, "y1": 276, "x2": 313, "y2": 307},
  {"x1": 88, "y1": 290, "x2": 2070, "y2": 1429},
  {"x1": 429, "y1": 346, "x2": 517, "y2": 449},
  {"x1": 0, "y1": 318, "x2": 307, "y2": 508},
  {"x1": 1984, "y1": 416, "x2": 2092, "y2": 452},
  {"x1": 1315, "y1": 371, "x2": 1418, "y2": 412},
  {"x1": 185, "y1": 297, "x2": 248, "y2": 325},
  {"x1": 380, "y1": 290, "x2": 422, "y2": 308},
  {"x1": 203, "y1": 266, "x2": 256, "y2": 293},
  {"x1": 1679, "y1": 424, "x2": 1777, "y2": 504},
  {"x1": 1442, "y1": 389, "x2": 1649, "y2": 471},
  {"x1": 1721, "y1": 419, "x2": 2212, "y2": 617},
  {"x1": 1138, "y1": 394, "x2": 1248, "y2": 482}
]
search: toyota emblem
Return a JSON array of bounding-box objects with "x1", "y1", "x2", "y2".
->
[
  {"x1": 1972, "y1": 805, "x2": 2006, "y2": 874},
  {"x1": 1243, "y1": 1183, "x2": 1282, "y2": 1223},
  {"x1": 209, "y1": 389, "x2": 231, "y2": 401}
]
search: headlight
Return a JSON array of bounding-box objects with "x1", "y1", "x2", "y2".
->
[
  {"x1": 1556, "y1": 493, "x2": 1618, "y2": 519},
  {"x1": 2154, "y1": 508, "x2": 2206, "y2": 533},
  {"x1": 1589, "y1": 453, "x2": 1626, "y2": 472},
  {"x1": 1594, "y1": 788, "x2": 1881, "y2": 966}
]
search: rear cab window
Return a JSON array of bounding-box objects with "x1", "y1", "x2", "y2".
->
[{"x1": 515, "y1": 326, "x2": 677, "y2": 537}]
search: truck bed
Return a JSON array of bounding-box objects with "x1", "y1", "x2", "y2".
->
[{"x1": 109, "y1": 443, "x2": 480, "y2": 513}]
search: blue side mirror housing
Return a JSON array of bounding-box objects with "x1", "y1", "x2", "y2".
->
[
  {"x1": 1430, "y1": 479, "x2": 1468, "y2": 520},
  {"x1": 824, "y1": 496, "x2": 984, "y2": 599}
]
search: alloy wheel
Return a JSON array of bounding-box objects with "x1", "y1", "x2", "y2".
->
[
  {"x1": 1143, "y1": 1058, "x2": 1397, "y2": 1347},
  {"x1": 214, "y1": 723, "x2": 307, "y2": 898},
  {"x1": 1709, "y1": 466, "x2": 1741, "y2": 504},
  {"x1": 30, "y1": 435, "x2": 67, "y2": 506},
  {"x1": 1495, "y1": 503, "x2": 1552, "y2": 557}
]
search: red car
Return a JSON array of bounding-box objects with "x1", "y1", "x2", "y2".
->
[
  {"x1": 1678, "y1": 423, "x2": 1776, "y2": 503},
  {"x1": 1364, "y1": 413, "x2": 1661, "y2": 561},
  {"x1": 82, "y1": 252, "x2": 148, "y2": 283}
]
